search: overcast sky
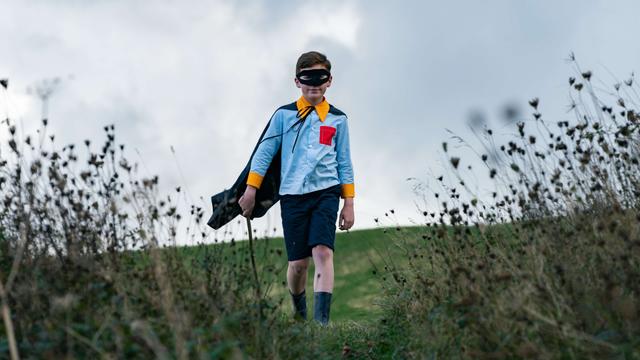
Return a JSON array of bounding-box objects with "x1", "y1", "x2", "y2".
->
[{"x1": 1, "y1": 0, "x2": 639, "y2": 243}]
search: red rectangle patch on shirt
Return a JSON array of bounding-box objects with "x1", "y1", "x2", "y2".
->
[{"x1": 319, "y1": 126, "x2": 336, "y2": 145}]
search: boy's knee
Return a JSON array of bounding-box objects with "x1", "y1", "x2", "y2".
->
[
  {"x1": 312, "y1": 245, "x2": 333, "y2": 263},
  {"x1": 289, "y1": 259, "x2": 309, "y2": 274}
]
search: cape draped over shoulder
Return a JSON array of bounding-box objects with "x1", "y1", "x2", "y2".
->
[{"x1": 206, "y1": 106, "x2": 287, "y2": 230}]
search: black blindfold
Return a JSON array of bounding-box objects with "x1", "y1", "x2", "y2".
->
[{"x1": 296, "y1": 69, "x2": 331, "y2": 86}]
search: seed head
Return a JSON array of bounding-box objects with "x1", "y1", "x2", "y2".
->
[{"x1": 450, "y1": 157, "x2": 460, "y2": 169}]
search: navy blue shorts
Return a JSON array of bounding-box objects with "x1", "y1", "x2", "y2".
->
[{"x1": 280, "y1": 184, "x2": 342, "y2": 261}]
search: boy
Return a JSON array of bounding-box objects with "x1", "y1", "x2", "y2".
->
[{"x1": 237, "y1": 51, "x2": 355, "y2": 326}]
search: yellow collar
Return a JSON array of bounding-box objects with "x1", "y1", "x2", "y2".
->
[{"x1": 296, "y1": 96, "x2": 330, "y2": 122}]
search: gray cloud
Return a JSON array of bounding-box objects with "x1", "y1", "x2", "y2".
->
[{"x1": 1, "y1": 0, "x2": 639, "y2": 242}]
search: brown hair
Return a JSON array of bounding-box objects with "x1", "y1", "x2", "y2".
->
[{"x1": 295, "y1": 51, "x2": 331, "y2": 74}]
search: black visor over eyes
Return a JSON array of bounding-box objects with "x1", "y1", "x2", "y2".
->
[{"x1": 296, "y1": 69, "x2": 331, "y2": 86}]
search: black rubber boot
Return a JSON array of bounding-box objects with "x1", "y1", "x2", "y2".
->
[
  {"x1": 290, "y1": 289, "x2": 307, "y2": 320},
  {"x1": 313, "y1": 291, "x2": 332, "y2": 326}
]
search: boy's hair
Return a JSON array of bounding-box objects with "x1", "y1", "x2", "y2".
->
[{"x1": 296, "y1": 51, "x2": 331, "y2": 74}]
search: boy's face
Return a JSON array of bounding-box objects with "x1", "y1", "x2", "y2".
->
[{"x1": 295, "y1": 64, "x2": 332, "y2": 103}]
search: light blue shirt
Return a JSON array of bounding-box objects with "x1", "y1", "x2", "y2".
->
[{"x1": 247, "y1": 98, "x2": 355, "y2": 198}]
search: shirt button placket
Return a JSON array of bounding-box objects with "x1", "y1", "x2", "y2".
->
[{"x1": 305, "y1": 115, "x2": 314, "y2": 193}]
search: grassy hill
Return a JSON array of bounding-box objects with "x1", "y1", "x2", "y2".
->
[{"x1": 178, "y1": 225, "x2": 425, "y2": 323}]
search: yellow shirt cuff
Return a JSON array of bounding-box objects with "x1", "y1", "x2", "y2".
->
[
  {"x1": 247, "y1": 171, "x2": 264, "y2": 189},
  {"x1": 341, "y1": 183, "x2": 355, "y2": 198}
]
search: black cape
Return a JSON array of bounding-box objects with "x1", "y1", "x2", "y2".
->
[{"x1": 206, "y1": 105, "x2": 290, "y2": 230}]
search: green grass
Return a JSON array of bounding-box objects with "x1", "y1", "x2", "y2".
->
[
  {"x1": 178, "y1": 225, "x2": 425, "y2": 323},
  {"x1": 327, "y1": 226, "x2": 423, "y2": 321}
]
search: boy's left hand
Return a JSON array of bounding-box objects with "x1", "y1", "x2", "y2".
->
[{"x1": 339, "y1": 199, "x2": 354, "y2": 231}]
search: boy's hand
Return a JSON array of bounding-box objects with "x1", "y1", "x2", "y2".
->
[
  {"x1": 238, "y1": 186, "x2": 257, "y2": 218},
  {"x1": 339, "y1": 198, "x2": 354, "y2": 230}
]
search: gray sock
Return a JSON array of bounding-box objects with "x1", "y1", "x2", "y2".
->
[
  {"x1": 290, "y1": 289, "x2": 307, "y2": 320},
  {"x1": 313, "y1": 291, "x2": 332, "y2": 326}
]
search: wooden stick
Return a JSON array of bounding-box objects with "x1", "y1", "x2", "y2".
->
[{"x1": 246, "y1": 218, "x2": 261, "y2": 300}]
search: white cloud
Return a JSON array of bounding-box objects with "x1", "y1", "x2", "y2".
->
[
  {"x1": 1, "y1": 0, "x2": 639, "y2": 244},
  {"x1": 0, "y1": 0, "x2": 365, "y2": 242}
]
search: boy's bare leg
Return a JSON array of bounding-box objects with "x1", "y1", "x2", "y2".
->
[
  {"x1": 287, "y1": 258, "x2": 310, "y2": 294},
  {"x1": 311, "y1": 245, "x2": 334, "y2": 292},
  {"x1": 288, "y1": 258, "x2": 310, "y2": 320}
]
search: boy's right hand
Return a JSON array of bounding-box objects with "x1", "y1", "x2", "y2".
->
[{"x1": 238, "y1": 186, "x2": 257, "y2": 218}]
